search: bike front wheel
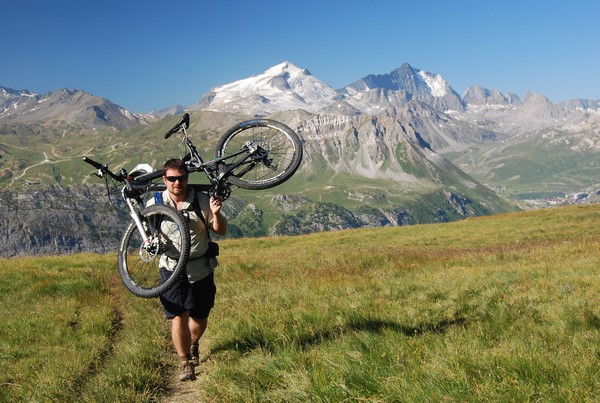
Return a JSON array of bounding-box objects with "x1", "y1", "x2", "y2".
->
[
  {"x1": 118, "y1": 204, "x2": 191, "y2": 298},
  {"x1": 216, "y1": 119, "x2": 303, "y2": 190}
]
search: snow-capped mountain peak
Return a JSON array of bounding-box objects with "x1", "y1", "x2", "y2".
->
[
  {"x1": 197, "y1": 61, "x2": 341, "y2": 115},
  {"x1": 263, "y1": 61, "x2": 307, "y2": 78},
  {"x1": 344, "y1": 63, "x2": 450, "y2": 97},
  {"x1": 339, "y1": 63, "x2": 465, "y2": 114}
]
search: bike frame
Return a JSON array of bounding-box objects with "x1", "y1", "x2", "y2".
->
[
  {"x1": 84, "y1": 111, "x2": 301, "y2": 255},
  {"x1": 84, "y1": 124, "x2": 260, "y2": 243},
  {"x1": 129, "y1": 126, "x2": 264, "y2": 197}
]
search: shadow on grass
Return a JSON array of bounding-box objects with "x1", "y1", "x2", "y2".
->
[{"x1": 211, "y1": 316, "x2": 468, "y2": 354}]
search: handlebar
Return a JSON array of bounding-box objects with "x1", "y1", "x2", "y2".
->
[
  {"x1": 82, "y1": 156, "x2": 124, "y2": 181},
  {"x1": 84, "y1": 112, "x2": 202, "y2": 187}
]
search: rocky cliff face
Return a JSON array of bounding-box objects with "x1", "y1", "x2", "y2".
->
[
  {"x1": 0, "y1": 184, "x2": 129, "y2": 257},
  {"x1": 292, "y1": 112, "x2": 482, "y2": 187}
]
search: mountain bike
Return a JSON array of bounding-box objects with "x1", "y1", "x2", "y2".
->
[{"x1": 83, "y1": 113, "x2": 303, "y2": 298}]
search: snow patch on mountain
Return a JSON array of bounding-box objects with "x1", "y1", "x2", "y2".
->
[{"x1": 418, "y1": 71, "x2": 447, "y2": 97}]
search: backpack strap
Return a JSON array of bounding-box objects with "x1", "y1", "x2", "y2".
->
[
  {"x1": 192, "y1": 190, "x2": 212, "y2": 240},
  {"x1": 154, "y1": 191, "x2": 163, "y2": 205}
]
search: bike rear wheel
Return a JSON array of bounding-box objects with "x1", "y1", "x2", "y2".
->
[
  {"x1": 216, "y1": 119, "x2": 303, "y2": 190},
  {"x1": 118, "y1": 204, "x2": 191, "y2": 298}
]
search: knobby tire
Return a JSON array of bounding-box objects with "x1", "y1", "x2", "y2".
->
[{"x1": 118, "y1": 204, "x2": 191, "y2": 298}]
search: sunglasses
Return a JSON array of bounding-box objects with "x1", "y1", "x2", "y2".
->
[{"x1": 165, "y1": 174, "x2": 189, "y2": 182}]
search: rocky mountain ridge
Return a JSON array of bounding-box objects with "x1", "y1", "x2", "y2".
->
[
  {"x1": 0, "y1": 87, "x2": 157, "y2": 129},
  {"x1": 196, "y1": 62, "x2": 600, "y2": 151},
  {"x1": 4, "y1": 61, "x2": 599, "y2": 135}
]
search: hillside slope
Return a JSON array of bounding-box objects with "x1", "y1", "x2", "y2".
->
[{"x1": 2, "y1": 203, "x2": 598, "y2": 401}]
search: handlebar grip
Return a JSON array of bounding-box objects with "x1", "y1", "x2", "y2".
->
[
  {"x1": 164, "y1": 113, "x2": 190, "y2": 139},
  {"x1": 83, "y1": 156, "x2": 124, "y2": 181},
  {"x1": 82, "y1": 156, "x2": 105, "y2": 170}
]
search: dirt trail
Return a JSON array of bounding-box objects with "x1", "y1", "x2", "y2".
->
[
  {"x1": 162, "y1": 380, "x2": 201, "y2": 403},
  {"x1": 161, "y1": 358, "x2": 211, "y2": 403}
]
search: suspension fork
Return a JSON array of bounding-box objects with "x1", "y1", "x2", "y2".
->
[{"x1": 122, "y1": 188, "x2": 152, "y2": 244}]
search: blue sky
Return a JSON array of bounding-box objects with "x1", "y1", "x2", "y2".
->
[{"x1": 2, "y1": 0, "x2": 599, "y2": 112}]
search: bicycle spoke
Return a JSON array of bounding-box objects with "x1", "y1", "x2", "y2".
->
[{"x1": 220, "y1": 125, "x2": 298, "y2": 184}]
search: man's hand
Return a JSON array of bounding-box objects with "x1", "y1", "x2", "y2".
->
[
  {"x1": 209, "y1": 196, "x2": 223, "y2": 215},
  {"x1": 209, "y1": 196, "x2": 227, "y2": 235}
]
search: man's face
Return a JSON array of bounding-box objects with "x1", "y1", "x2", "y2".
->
[{"x1": 163, "y1": 168, "x2": 188, "y2": 197}]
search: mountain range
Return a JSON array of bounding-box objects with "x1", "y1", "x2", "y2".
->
[
  {"x1": 1, "y1": 61, "x2": 599, "y2": 256},
  {"x1": 4, "y1": 61, "x2": 598, "y2": 157},
  {"x1": 4, "y1": 60, "x2": 597, "y2": 197}
]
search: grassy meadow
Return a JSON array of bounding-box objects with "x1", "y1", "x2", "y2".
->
[{"x1": 1, "y1": 204, "x2": 599, "y2": 401}]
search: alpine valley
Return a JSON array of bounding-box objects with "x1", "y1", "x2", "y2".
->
[{"x1": 1, "y1": 62, "x2": 599, "y2": 257}]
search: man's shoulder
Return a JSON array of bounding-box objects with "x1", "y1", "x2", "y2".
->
[{"x1": 147, "y1": 190, "x2": 172, "y2": 207}]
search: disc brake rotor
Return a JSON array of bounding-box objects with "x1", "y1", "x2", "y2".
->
[{"x1": 139, "y1": 237, "x2": 161, "y2": 263}]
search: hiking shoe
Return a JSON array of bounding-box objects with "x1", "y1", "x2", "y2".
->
[
  {"x1": 179, "y1": 360, "x2": 196, "y2": 381},
  {"x1": 190, "y1": 343, "x2": 200, "y2": 366}
]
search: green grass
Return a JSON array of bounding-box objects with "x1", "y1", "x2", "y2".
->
[
  {"x1": 0, "y1": 113, "x2": 235, "y2": 189},
  {"x1": 1, "y1": 204, "x2": 599, "y2": 401},
  {"x1": 448, "y1": 135, "x2": 600, "y2": 197},
  {"x1": 0, "y1": 254, "x2": 172, "y2": 402}
]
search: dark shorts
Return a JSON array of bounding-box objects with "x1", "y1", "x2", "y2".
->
[{"x1": 159, "y1": 269, "x2": 216, "y2": 320}]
